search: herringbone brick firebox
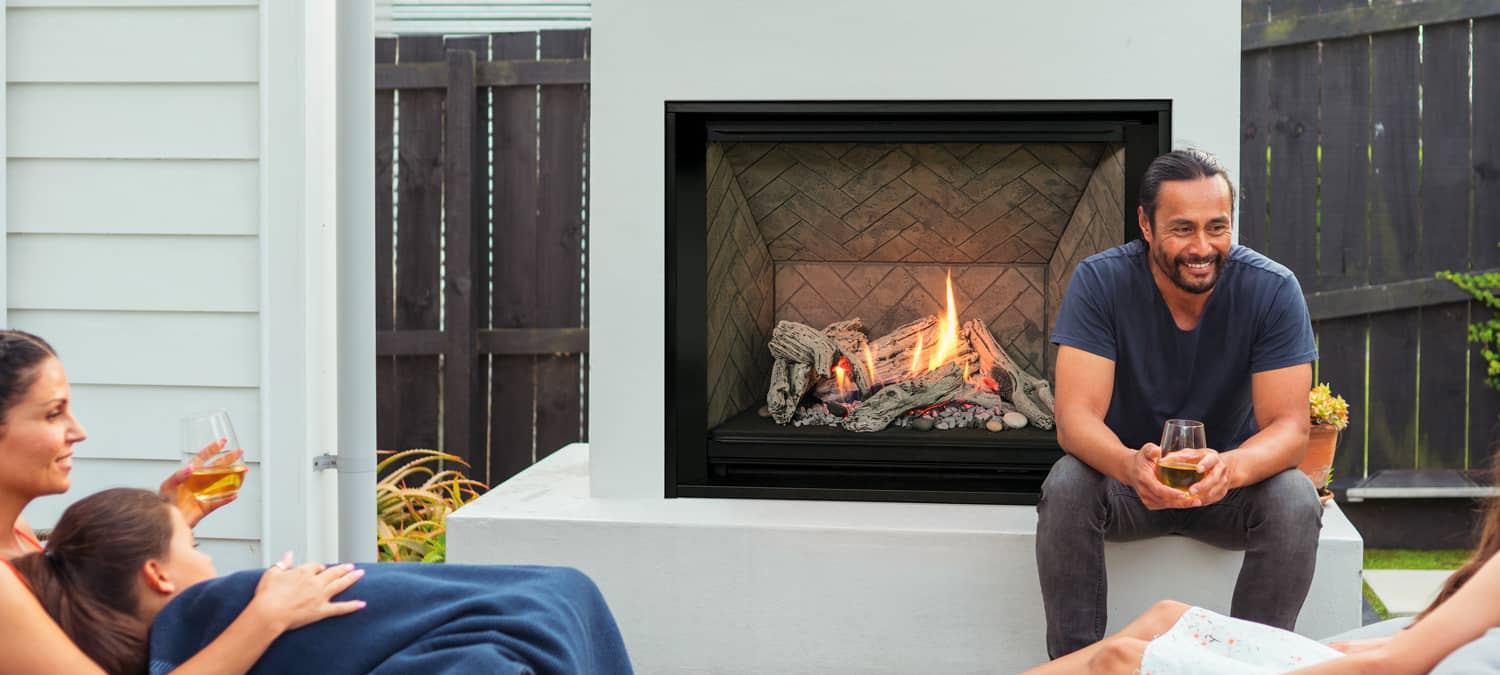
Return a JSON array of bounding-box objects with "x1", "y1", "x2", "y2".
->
[
  {"x1": 705, "y1": 141, "x2": 1124, "y2": 430},
  {"x1": 667, "y1": 101, "x2": 1169, "y2": 504}
]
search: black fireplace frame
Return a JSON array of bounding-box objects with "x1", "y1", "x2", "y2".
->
[{"x1": 665, "y1": 100, "x2": 1171, "y2": 504}]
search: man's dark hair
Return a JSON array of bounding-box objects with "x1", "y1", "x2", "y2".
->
[{"x1": 1138, "y1": 149, "x2": 1236, "y2": 225}]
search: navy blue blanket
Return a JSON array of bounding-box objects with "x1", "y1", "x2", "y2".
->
[{"x1": 147, "y1": 564, "x2": 632, "y2": 675}]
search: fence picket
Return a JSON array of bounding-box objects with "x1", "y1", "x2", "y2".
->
[
  {"x1": 394, "y1": 36, "x2": 445, "y2": 453},
  {"x1": 1472, "y1": 16, "x2": 1500, "y2": 466},
  {"x1": 1416, "y1": 21, "x2": 1473, "y2": 469},
  {"x1": 1364, "y1": 28, "x2": 1422, "y2": 473},
  {"x1": 443, "y1": 36, "x2": 488, "y2": 480},
  {"x1": 1265, "y1": 2, "x2": 1320, "y2": 283},
  {"x1": 489, "y1": 32, "x2": 543, "y2": 484},
  {"x1": 376, "y1": 38, "x2": 399, "y2": 454},
  {"x1": 534, "y1": 29, "x2": 590, "y2": 461},
  {"x1": 1240, "y1": 49, "x2": 1271, "y2": 254}
]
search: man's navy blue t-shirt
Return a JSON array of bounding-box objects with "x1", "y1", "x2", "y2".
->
[{"x1": 1050, "y1": 240, "x2": 1317, "y2": 452}]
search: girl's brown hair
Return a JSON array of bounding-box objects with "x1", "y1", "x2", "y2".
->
[
  {"x1": 11, "y1": 488, "x2": 176, "y2": 674},
  {"x1": 1417, "y1": 447, "x2": 1500, "y2": 622}
]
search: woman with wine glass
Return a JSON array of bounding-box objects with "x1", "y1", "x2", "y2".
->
[{"x1": 0, "y1": 329, "x2": 365, "y2": 673}]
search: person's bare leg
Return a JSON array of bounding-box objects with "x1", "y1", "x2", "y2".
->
[
  {"x1": 1087, "y1": 638, "x2": 1150, "y2": 675},
  {"x1": 1022, "y1": 600, "x2": 1189, "y2": 674}
]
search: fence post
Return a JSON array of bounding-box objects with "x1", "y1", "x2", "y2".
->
[{"x1": 442, "y1": 45, "x2": 485, "y2": 478}]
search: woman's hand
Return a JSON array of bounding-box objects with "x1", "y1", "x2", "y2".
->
[
  {"x1": 160, "y1": 440, "x2": 245, "y2": 527},
  {"x1": 249, "y1": 553, "x2": 367, "y2": 633}
]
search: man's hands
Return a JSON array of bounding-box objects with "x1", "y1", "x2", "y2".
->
[
  {"x1": 1128, "y1": 443, "x2": 1232, "y2": 510},
  {"x1": 1185, "y1": 448, "x2": 1232, "y2": 505}
]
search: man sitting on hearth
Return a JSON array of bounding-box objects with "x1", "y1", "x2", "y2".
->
[{"x1": 1035, "y1": 148, "x2": 1322, "y2": 659}]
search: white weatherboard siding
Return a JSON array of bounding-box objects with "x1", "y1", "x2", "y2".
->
[
  {"x1": 66, "y1": 384, "x2": 262, "y2": 462},
  {"x1": 6, "y1": 7, "x2": 259, "y2": 83},
  {"x1": 7, "y1": 159, "x2": 259, "y2": 235},
  {"x1": 0, "y1": 3, "x2": 7, "y2": 326},
  {"x1": 8, "y1": 84, "x2": 259, "y2": 158},
  {"x1": 8, "y1": 234, "x2": 260, "y2": 311},
  {"x1": 6, "y1": 0, "x2": 337, "y2": 572}
]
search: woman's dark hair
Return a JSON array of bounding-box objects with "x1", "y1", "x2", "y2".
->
[
  {"x1": 0, "y1": 330, "x2": 57, "y2": 429},
  {"x1": 11, "y1": 488, "x2": 176, "y2": 675},
  {"x1": 1138, "y1": 149, "x2": 1236, "y2": 225}
]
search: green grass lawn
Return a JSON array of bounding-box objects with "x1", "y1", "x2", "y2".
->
[
  {"x1": 1364, "y1": 549, "x2": 1471, "y2": 570},
  {"x1": 1361, "y1": 549, "x2": 1471, "y2": 621}
]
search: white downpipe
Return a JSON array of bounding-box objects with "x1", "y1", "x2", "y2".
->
[{"x1": 336, "y1": 0, "x2": 377, "y2": 562}]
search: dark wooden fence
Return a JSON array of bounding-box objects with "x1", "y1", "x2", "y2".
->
[
  {"x1": 374, "y1": 31, "x2": 590, "y2": 486},
  {"x1": 1241, "y1": 0, "x2": 1500, "y2": 483}
]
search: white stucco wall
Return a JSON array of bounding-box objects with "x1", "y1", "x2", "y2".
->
[{"x1": 589, "y1": 0, "x2": 1241, "y2": 497}]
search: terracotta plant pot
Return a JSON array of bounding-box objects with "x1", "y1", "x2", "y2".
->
[{"x1": 1299, "y1": 424, "x2": 1339, "y2": 503}]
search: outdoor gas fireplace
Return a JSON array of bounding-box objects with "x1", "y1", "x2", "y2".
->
[{"x1": 665, "y1": 101, "x2": 1171, "y2": 504}]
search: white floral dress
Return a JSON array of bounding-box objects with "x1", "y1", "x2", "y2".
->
[{"x1": 1140, "y1": 606, "x2": 1344, "y2": 674}]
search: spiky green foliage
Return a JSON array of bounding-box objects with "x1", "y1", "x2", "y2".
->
[{"x1": 376, "y1": 449, "x2": 487, "y2": 562}]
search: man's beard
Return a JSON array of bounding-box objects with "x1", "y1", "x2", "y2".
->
[{"x1": 1152, "y1": 247, "x2": 1222, "y2": 295}]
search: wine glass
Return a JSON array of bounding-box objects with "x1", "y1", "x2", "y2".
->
[
  {"x1": 1156, "y1": 419, "x2": 1207, "y2": 493},
  {"x1": 181, "y1": 410, "x2": 248, "y2": 504}
]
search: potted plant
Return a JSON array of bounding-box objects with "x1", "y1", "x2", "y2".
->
[{"x1": 1302, "y1": 382, "x2": 1350, "y2": 505}]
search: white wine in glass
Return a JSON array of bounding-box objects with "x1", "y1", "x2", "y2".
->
[
  {"x1": 181, "y1": 410, "x2": 248, "y2": 504},
  {"x1": 1156, "y1": 418, "x2": 1207, "y2": 492}
]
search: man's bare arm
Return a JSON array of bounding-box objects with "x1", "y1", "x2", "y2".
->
[
  {"x1": 1054, "y1": 345, "x2": 1131, "y2": 481},
  {"x1": 1054, "y1": 345, "x2": 1189, "y2": 508},
  {"x1": 1224, "y1": 362, "x2": 1312, "y2": 488}
]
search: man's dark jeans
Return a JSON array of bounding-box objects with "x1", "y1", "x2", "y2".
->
[{"x1": 1035, "y1": 454, "x2": 1324, "y2": 658}]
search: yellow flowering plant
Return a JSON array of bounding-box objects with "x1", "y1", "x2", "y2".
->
[{"x1": 1310, "y1": 383, "x2": 1350, "y2": 431}]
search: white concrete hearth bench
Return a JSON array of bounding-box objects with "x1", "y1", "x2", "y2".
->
[{"x1": 449, "y1": 444, "x2": 1363, "y2": 674}]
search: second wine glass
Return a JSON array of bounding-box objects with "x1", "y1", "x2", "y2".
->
[{"x1": 1156, "y1": 418, "x2": 1207, "y2": 493}]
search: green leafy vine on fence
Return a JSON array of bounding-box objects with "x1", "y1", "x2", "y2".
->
[{"x1": 1438, "y1": 244, "x2": 1500, "y2": 411}]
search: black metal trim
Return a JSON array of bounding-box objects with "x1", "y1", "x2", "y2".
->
[
  {"x1": 666, "y1": 99, "x2": 1175, "y2": 115},
  {"x1": 1123, "y1": 123, "x2": 1160, "y2": 242},
  {"x1": 664, "y1": 111, "x2": 679, "y2": 497},
  {"x1": 664, "y1": 99, "x2": 1172, "y2": 503}
]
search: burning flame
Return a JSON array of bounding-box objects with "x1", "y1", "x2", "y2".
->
[
  {"x1": 926, "y1": 270, "x2": 962, "y2": 372},
  {"x1": 910, "y1": 335, "x2": 925, "y2": 376},
  {"x1": 833, "y1": 356, "x2": 852, "y2": 399},
  {"x1": 862, "y1": 343, "x2": 878, "y2": 387}
]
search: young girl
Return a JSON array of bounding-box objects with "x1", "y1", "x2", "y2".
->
[
  {"x1": 10, "y1": 489, "x2": 364, "y2": 673},
  {"x1": 0, "y1": 329, "x2": 365, "y2": 673},
  {"x1": 1025, "y1": 458, "x2": 1500, "y2": 674},
  {"x1": 12, "y1": 488, "x2": 631, "y2": 675}
]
